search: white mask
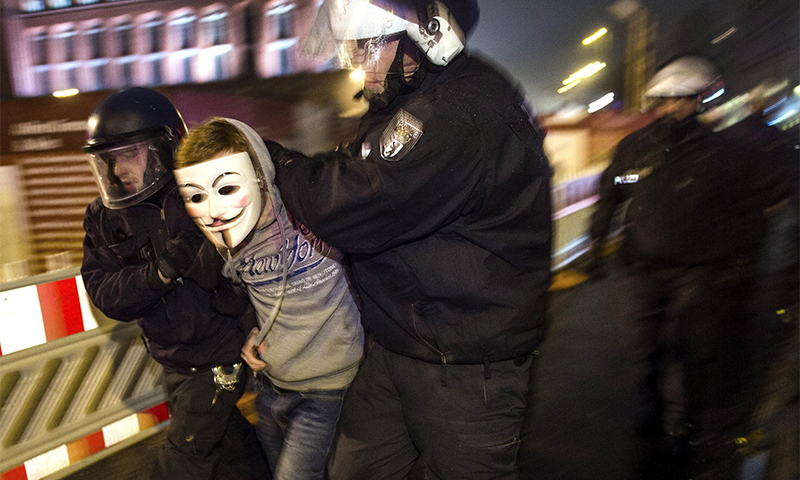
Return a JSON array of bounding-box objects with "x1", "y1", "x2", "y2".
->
[{"x1": 174, "y1": 151, "x2": 263, "y2": 249}]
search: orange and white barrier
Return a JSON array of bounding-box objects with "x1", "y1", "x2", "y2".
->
[
  {"x1": 0, "y1": 272, "x2": 169, "y2": 480},
  {"x1": 0, "y1": 276, "x2": 98, "y2": 356},
  {"x1": 1, "y1": 404, "x2": 169, "y2": 480}
]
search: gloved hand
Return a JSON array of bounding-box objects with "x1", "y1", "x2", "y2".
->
[
  {"x1": 584, "y1": 239, "x2": 607, "y2": 280},
  {"x1": 267, "y1": 140, "x2": 309, "y2": 170},
  {"x1": 156, "y1": 230, "x2": 222, "y2": 291},
  {"x1": 212, "y1": 279, "x2": 252, "y2": 318}
]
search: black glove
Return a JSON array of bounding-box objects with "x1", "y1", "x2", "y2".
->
[
  {"x1": 212, "y1": 279, "x2": 253, "y2": 320},
  {"x1": 155, "y1": 230, "x2": 222, "y2": 291},
  {"x1": 267, "y1": 140, "x2": 308, "y2": 170}
]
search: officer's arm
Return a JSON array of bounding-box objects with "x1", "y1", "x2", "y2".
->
[
  {"x1": 80, "y1": 209, "x2": 172, "y2": 321},
  {"x1": 273, "y1": 113, "x2": 487, "y2": 254},
  {"x1": 589, "y1": 144, "x2": 627, "y2": 243}
]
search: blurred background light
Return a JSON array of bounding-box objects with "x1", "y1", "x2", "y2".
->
[
  {"x1": 588, "y1": 92, "x2": 615, "y2": 112},
  {"x1": 349, "y1": 68, "x2": 365, "y2": 81},
  {"x1": 582, "y1": 28, "x2": 608, "y2": 45},
  {"x1": 563, "y1": 62, "x2": 607, "y2": 85},
  {"x1": 53, "y1": 88, "x2": 79, "y2": 98}
]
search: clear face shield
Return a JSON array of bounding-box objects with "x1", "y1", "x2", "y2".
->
[
  {"x1": 86, "y1": 138, "x2": 172, "y2": 209},
  {"x1": 303, "y1": 0, "x2": 412, "y2": 76}
]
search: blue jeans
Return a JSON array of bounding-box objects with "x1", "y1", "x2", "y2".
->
[{"x1": 254, "y1": 374, "x2": 346, "y2": 480}]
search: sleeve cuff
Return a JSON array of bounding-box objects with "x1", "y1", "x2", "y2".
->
[{"x1": 146, "y1": 262, "x2": 176, "y2": 292}]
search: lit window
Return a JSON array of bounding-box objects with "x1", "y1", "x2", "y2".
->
[
  {"x1": 279, "y1": 48, "x2": 290, "y2": 75},
  {"x1": 46, "y1": 0, "x2": 71, "y2": 8},
  {"x1": 37, "y1": 69, "x2": 51, "y2": 95},
  {"x1": 171, "y1": 14, "x2": 196, "y2": 50},
  {"x1": 93, "y1": 63, "x2": 105, "y2": 90},
  {"x1": 202, "y1": 10, "x2": 228, "y2": 46},
  {"x1": 143, "y1": 18, "x2": 164, "y2": 53},
  {"x1": 121, "y1": 61, "x2": 132, "y2": 86},
  {"x1": 182, "y1": 57, "x2": 192, "y2": 83},
  {"x1": 66, "y1": 65, "x2": 77, "y2": 88},
  {"x1": 62, "y1": 29, "x2": 76, "y2": 62},
  {"x1": 87, "y1": 27, "x2": 103, "y2": 59},
  {"x1": 266, "y1": 4, "x2": 295, "y2": 40},
  {"x1": 114, "y1": 22, "x2": 133, "y2": 57},
  {"x1": 151, "y1": 59, "x2": 163, "y2": 85},
  {"x1": 143, "y1": 17, "x2": 165, "y2": 85},
  {"x1": 214, "y1": 54, "x2": 224, "y2": 80},
  {"x1": 20, "y1": 0, "x2": 45, "y2": 12},
  {"x1": 32, "y1": 31, "x2": 48, "y2": 65}
]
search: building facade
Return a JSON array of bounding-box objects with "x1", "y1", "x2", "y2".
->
[
  {"x1": 0, "y1": 0, "x2": 369, "y2": 279},
  {"x1": 3, "y1": 0, "x2": 324, "y2": 98}
]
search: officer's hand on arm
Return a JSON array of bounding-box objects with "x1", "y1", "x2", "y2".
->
[
  {"x1": 241, "y1": 327, "x2": 268, "y2": 372},
  {"x1": 152, "y1": 230, "x2": 221, "y2": 290},
  {"x1": 267, "y1": 140, "x2": 309, "y2": 173},
  {"x1": 212, "y1": 279, "x2": 252, "y2": 317}
]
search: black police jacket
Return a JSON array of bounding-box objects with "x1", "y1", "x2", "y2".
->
[
  {"x1": 274, "y1": 54, "x2": 552, "y2": 365},
  {"x1": 591, "y1": 116, "x2": 790, "y2": 266},
  {"x1": 81, "y1": 186, "x2": 244, "y2": 371}
]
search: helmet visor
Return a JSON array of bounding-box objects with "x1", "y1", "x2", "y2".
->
[
  {"x1": 87, "y1": 138, "x2": 172, "y2": 209},
  {"x1": 302, "y1": 0, "x2": 411, "y2": 72}
]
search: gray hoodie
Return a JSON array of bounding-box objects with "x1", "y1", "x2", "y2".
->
[{"x1": 222, "y1": 118, "x2": 363, "y2": 391}]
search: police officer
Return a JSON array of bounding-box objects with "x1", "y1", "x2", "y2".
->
[
  {"x1": 246, "y1": 1, "x2": 552, "y2": 478},
  {"x1": 590, "y1": 57, "x2": 791, "y2": 478},
  {"x1": 80, "y1": 88, "x2": 269, "y2": 480}
]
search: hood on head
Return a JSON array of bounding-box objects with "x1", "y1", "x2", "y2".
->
[{"x1": 223, "y1": 118, "x2": 289, "y2": 230}]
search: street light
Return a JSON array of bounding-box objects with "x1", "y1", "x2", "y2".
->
[
  {"x1": 558, "y1": 80, "x2": 581, "y2": 94},
  {"x1": 582, "y1": 28, "x2": 608, "y2": 45},
  {"x1": 557, "y1": 62, "x2": 607, "y2": 94},
  {"x1": 588, "y1": 92, "x2": 615, "y2": 113},
  {"x1": 53, "y1": 88, "x2": 79, "y2": 98},
  {"x1": 563, "y1": 62, "x2": 607, "y2": 85}
]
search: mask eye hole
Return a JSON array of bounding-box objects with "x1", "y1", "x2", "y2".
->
[
  {"x1": 218, "y1": 185, "x2": 240, "y2": 196},
  {"x1": 190, "y1": 192, "x2": 207, "y2": 203}
]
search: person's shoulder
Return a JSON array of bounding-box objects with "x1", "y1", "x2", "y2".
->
[
  {"x1": 84, "y1": 196, "x2": 107, "y2": 217},
  {"x1": 415, "y1": 54, "x2": 523, "y2": 126},
  {"x1": 442, "y1": 54, "x2": 518, "y2": 98},
  {"x1": 621, "y1": 118, "x2": 667, "y2": 145}
]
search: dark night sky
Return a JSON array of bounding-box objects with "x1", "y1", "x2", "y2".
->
[{"x1": 469, "y1": 0, "x2": 796, "y2": 113}]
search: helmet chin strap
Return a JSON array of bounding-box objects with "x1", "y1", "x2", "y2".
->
[{"x1": 366, "y1": 35, "x2": 426, "y2": 110}]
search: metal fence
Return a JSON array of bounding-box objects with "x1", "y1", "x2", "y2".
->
[{"x1": 0, "y1": 270, "x2": 167, "y2": 479}]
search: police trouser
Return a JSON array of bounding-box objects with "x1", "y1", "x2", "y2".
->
[
  {"x1": 151, "y1": 365, "x2": 270, "y2": 480},
  {"x1": 626, "y1": 262, "x2": 754, "y2": 451},
  {"x1": 328, "y1": 341, "x2": 533, "y2": 480}
]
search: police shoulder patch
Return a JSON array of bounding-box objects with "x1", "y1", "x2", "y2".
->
[{"x1": 380, "y1": 109, "x2": 423, "y2": 162}]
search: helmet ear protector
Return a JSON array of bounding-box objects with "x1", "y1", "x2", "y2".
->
[{"x1": 405, "y1": 1, "x2": 465, "y2": 66}]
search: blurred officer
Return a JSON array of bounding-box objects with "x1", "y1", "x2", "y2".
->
[
  {"x1": 258, "y1": 1, "x2": 552, "y2": 478},
  {"x1": 590, "y1": 57, "x2": 792, "y2": 479},
  {"x1": 80, "y1": 87, "x2": 269, "y2": 480},
  {"x1": 728, "y1": 79, "x2": 799, "y2": 479}
]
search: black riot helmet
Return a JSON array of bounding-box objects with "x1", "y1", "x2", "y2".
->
[{"x1": 84, "y1": 87, "x2": 187, "y2": 209}]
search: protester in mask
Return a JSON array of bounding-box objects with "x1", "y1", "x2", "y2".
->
[{"x1": 173, "y1": 117, "x2": 364, "y2": 480}]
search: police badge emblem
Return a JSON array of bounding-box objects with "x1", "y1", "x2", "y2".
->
[{"x1": 380, "y1": 110, "x2": 423, "y2": 161}]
